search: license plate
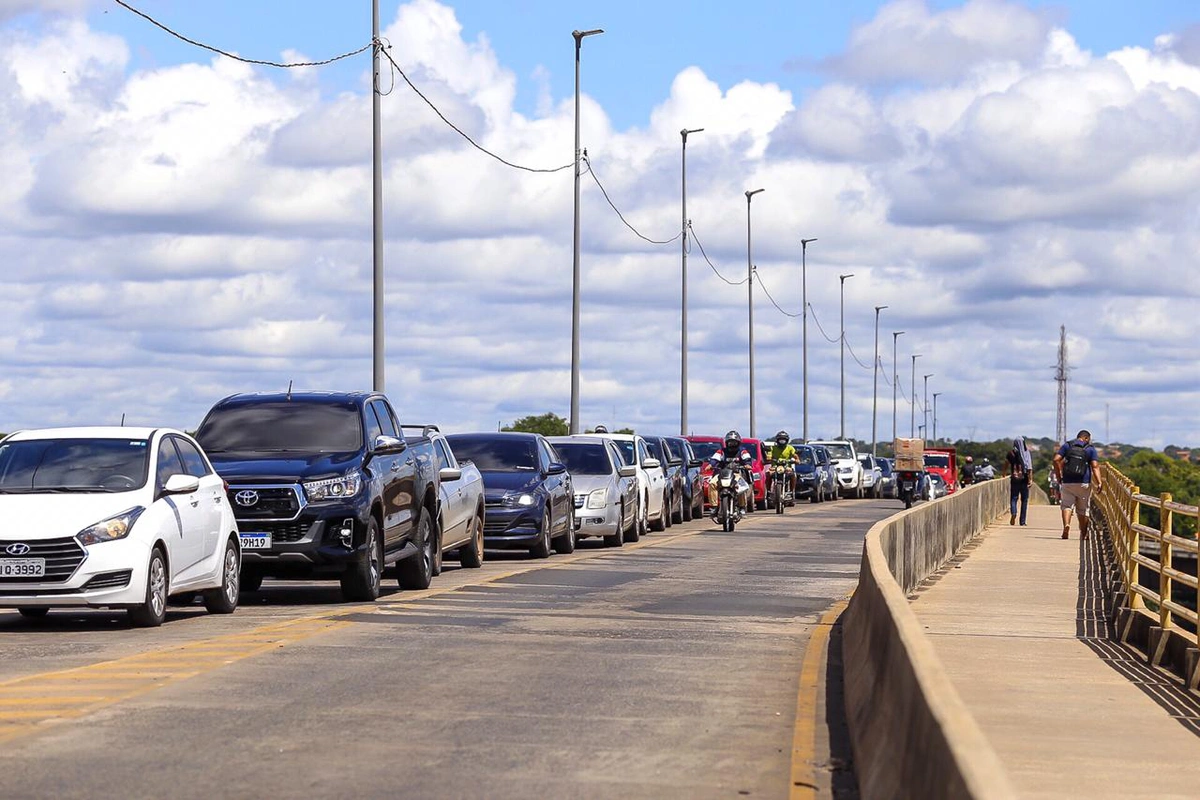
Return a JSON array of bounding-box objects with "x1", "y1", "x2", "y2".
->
[
  {"x1": 239, "y1": 533, "x2": 272, "y2": 550},
  {"x1": 902, "y1": 482, "x2": 914, "y2": 489},
  {"x1": 0, "y1": 558, "x2": 45, "y2": 578}
]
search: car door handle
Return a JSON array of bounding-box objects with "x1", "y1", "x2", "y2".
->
[
  {"x1": 405, "y1": 458, "x2": 414, "y2": 466},
  {"x1": 189, "y1": 499, "x2": 199, "y2": 507},
  {"x1": 390, "y1": 461, "x2": 401, "y2": 472}
]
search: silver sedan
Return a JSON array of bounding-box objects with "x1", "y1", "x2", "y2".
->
[{"x1": 548, "y1": 436, "x2": 638, "y2": 547}]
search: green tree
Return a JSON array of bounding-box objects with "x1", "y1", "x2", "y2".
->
[{"x1": 502, "y1": 413, "x2": 568, "y2": 437}]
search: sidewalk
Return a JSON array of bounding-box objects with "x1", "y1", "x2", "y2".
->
[{"x1": 909, "y1": 503, "x2": 1200, "y2": 799}]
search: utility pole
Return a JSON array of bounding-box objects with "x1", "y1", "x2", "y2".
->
[
  {"x1": 932, "y1": 392, "x2": 941, "y2": 444},
  {"x1": 569, "y1": 28, "x2": 604, "y2": 435},
  {"x1": 923, "y1": 374, "x2": 933, "y2": 446},
  {"x1": 746, "y1": 188, "x2": 764, "y2": 438},
  {"x1": 892, "y1": 331, "x2": 904, "y2": 444},
  {"x1": 680, "y1": 128, "x2": 703, "y2": 436},
  {"x1": 871, "y1": 305, "x2": 887, "y2": 455},
  {"x1": 910, "y1": 353, "x2": 921, "y2": 438},
  {"x1": 839, "y1": 273, "x2": 855, "y2": 439},
  {"x1": 371, "y1": 0, "x2": 384, "y2": 392},
  {"x1": 1055, "y1": 325, "x2": 1069, "y2": 444},
  {"x1": 801, "y1": 238, "x2": 817, "y2": 441}
]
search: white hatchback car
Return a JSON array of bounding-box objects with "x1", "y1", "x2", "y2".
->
[{"x1": 0, "y1": 427, "x2": 241, "y2": 627}]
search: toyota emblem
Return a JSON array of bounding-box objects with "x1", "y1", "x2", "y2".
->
[
  {"x1": 5, "y1": 543, "x2": 31, "y2": 556},
  {"x1": 234, "y1": 490, "x2": 260, "y2": 507}
]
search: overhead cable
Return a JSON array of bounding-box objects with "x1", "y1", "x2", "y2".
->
[
  {"x1": 807, "y1": 304, "x2": 841, "y2": 344},
  {"x1": 380, "y1": 47, "x2": 573, "y2": 174},
  {"x1": 582, "y1": 154, "x2": 682, "y2": 245},
  {"x1": 754, "y1": 269, "x2": 801, "y2": 318},
  {"x1": 112, "y1": 0, "x2": 373, "y2": 68},
  {"x1": 688, "y1": 223, "x2": 748, "y2": 286}
]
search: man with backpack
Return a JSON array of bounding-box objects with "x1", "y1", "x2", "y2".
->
[{"x1": 1053, "y1": 429, "x2": 1102, "y2": 540}]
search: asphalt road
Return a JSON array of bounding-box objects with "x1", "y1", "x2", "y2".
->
[{"x1": 0, "y1": 496, "x2": 898, "y2": 800}]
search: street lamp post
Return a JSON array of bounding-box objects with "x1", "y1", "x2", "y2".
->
[
  {"x1": 679, "y1": 127, "x2": 703, "y2": 436},
  {"x1": 746, "y1": 188, "x2": 765, "y2": 439},
  {"x1": 569, "y1": 27, "x2": 604, "y2": 435},
  {"x1": 923, "y1": 373, "x2": 934, "y2": 446},
  {"x1": 932, "y1": 392, "x2": 942, "y2": 444},
  {"x1": 801, "y1": 238, "x2": 817, "y2": 441},
  {"x1": 839, "y1": 273, "x2": 855, "y2": 439},
  {"x1": 910, "y1": 353, "x2": 922, "y2": 437},
  {"x1": 871, "y1": 305, "x2": 888, "y2": 456},
  {"x1": 372, "y1": 0, "x2": 384, "y2": 391},
  {"x1": 892, "y1": 331, "x2": 905, "y2": 444}
]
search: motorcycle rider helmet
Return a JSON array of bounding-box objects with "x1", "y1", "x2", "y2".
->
[
  {"x1": 593, "y1": 424, "x2": 608, "y2": 433},
  {"x1": 724, "y1": 430, "x2": 742, "y2": 450},
  {"x1": 966, "y1": 456, "x2": 974, "y2": 463},
  {"x1": 775, "y1": 430, "x2": 790, "y2": 445}
]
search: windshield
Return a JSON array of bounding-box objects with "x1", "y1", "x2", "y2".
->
[
  {"x1": 796, "y1": 448, "x2": 815, "y2": 466},
  {"x1": 823, "y1": 443, "x2": 854, "y2": 460},
  {"x1": 645, "y1": 439, "x2": 664, "y2": 462},
  {"x1": 552, "y1": 444, "x2": 612, "y2": 476},
  {"x1": 690, "y1": 441, "x2": 720, "y2": 460},
  {"x1": 197, "y1": 403, "x2": 363, "y2": 453},
  {"x1": 879, "y1": 460, "x2": 893, "y2": 475},
  {"x1": 924, "y1": 454, "x2": 951, "y2": 468},
  {"x1": 446, "y1": 436, "x2": 537, "y2": 471},
  {"x1": 0, "y1": 438, "x2": 150, "y2": 493}
]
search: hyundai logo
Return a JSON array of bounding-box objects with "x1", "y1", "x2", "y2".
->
[
  {"x1": 234, "y1": 490, "x2": 260, "y2": 508},
  {"x1": 5, "y1": 543, "x2": 31, "y2": 556}
]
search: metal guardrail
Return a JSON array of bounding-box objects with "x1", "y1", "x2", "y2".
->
[{"x1": 1093, "y1": 463, "x2": 1200, "y2": 644}]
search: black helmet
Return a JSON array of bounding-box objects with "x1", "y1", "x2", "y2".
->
[
  {"x1": 593, "y1": 424, "x2": 608, "y2": 433},
  {"x1": 775, "y1": 430, "x2": 790, "y2": 444},
  {"x1": 724, "y1": 430, "x2": 742, "y2": 449}
]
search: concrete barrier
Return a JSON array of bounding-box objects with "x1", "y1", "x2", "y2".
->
[{"x1": 843, "y1": 480, "x2": 1020, "y2": 800}]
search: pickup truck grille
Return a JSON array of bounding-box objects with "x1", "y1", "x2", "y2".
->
[
  {"x1": 236, "y1": 520, "x2": 311, "y2": 543},
  {"x1": 226, "y1": 486, "x2": 302, "y2": 520},
  {"x1": 0, "y1": 538, "x2": 86, "y2": 583}
]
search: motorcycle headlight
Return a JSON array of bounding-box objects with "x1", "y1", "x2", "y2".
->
[
  {"x1": 502, "y1": 493, "x2": 536, "y2": 508},
  {"x1": 304, "y1": 472, "x2": 363, "y2": 502},
  {"x1": 587, "y1": 488, "x2": 609, "y2": 509},
  {"x1": 717, "y1": 474, "x2": 734, "y2": 488},
  {"x1": 77, "y1": 507, "x2": 145, "y2": 546}
]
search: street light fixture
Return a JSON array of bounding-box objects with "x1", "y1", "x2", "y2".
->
[
  {"x1": 569, "y1": 27, "x2": 604, "y2": 435},
  {"x1": 746, "y1": 188, "x2": 765, "y2": 439},
  {"x1": 679, "y1": 127, "x2": 703, "y2": 436},
  {"x1": 871, "y1": 305, "x2": 888, "y2": 456},
  {"x1": 910, "y1": 353, "x2": 922, "y2": 438},
  {"x1": 839, "y1": 273, "x2": 855, "y2": 439},
  {"x1": 923, "y1": 373, "x2": 934, "y2": 446},
  {"x1": 892, "y1": 331, "x2": 905, "y2": 444},
  {"x1": 932, "y1": 392, "x2": 942, "y2": 444},
  {"x1": 801, "y1": 237, "x2": 817, "y2": 441}
]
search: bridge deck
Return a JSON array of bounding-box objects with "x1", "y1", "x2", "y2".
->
[{"x1": 910, "y1": 503, "x2": 1200, "y2": 799}]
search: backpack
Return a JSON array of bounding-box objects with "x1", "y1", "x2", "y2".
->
[{"x1": 1062, "y1": 441, "x2": 1090, "y2": 482}]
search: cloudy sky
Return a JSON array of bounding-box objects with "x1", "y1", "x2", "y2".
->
[{"x1": 2, "y1": 0, "x2": 1199, "y2": 448}]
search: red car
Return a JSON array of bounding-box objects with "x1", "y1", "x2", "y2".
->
[{"x1": 686, "y1": 435, "x2": 768, "y2": 511}]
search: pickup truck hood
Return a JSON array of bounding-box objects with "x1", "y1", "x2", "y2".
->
[
  {"x1": 479, "y1": 470, "x2": 542, "y2": 499},
  {"x1": 207, "y1": 451, "x2": 362, "y2": 483},
  {"x1": 0, "y1": 493, "x2": 145, "y2": 541}
]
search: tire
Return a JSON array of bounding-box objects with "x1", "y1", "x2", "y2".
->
[
  {"x1": 721, "y1": 496, "x2": 736, "y2": 532},
  {"x1": 530, "y1": 507, "x2": 553, "y2": 558},
  {"x1": 431, "y1": 518, "x2": 444, "y2": 577},
  {"x1": 203, "y1": 538, "x2": 240, "y2": 614},
  {"x1": 168, "y1": 592, "x2": 198, "y2": 607},
  {"x1": 128, "y1": 547, "x2": 168, "y2": 628},
  {"x1": 605, "y1": 503, "x2": 624, "y2": 547},
  {"x1": 672, "y1": 492, "x2": 684, "y2": 525},
  {"x1": 682, "y1": 493, "x2": 693, "y2": 523},
  {"x1": 693, "y1": 494, "x2": 703, "y2": 520},
  {"x1": 342, "y1": 517, "x2": 384, "y2": 600},
  {"x1": 650, "y1": 497, "x2": 666, "y2": 532},
  {"x1": 664, "y1": 494, "x2": 674, "y2": 528},
  {"x1": 626, "y1": 499, "x2": 644, "y2": 543},
  {"x1": 459, "y1": 512, "x2": 484, "y2": 568},
  {"x1": 774, "y1": 483, "x2": 784, "y2": 514},
  {"x1": 397, "y1": 510, "x2": 434, "y2": 591},
  {"x1": 240, "y1": 568, "x2": 264, "y2": 593},
  {"x1": 553, "y1": 507, "x2": 576, "y2": 554},
  {"x1": 18, "y1": 607, "x2": 48, "y2": 619}
]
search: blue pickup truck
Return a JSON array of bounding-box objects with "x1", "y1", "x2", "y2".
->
[{"x1": 195, "y1": 391, "x2": 441, "y2": 601}]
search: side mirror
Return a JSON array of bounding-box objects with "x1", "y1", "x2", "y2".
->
[
  {"x1": 547, "y1": 462, "x2": 568, "y2": 476},
  {"x1": 688, "y1": 458, "x2": 702, "y2": 468},
  {"x1": 618, "y1": 465, "x2": 637, "y2": 478},
  {"x1": 373, "y1": 434, "x2": 407, "y2": 454},
  {"x1": 162, "y1": 474, "x2": 200, "y2": 496},
  {"x1": 438, "y1": 467, "x2": 462, "y2": 482},
  {"x1": 642, "y1": 458, "x2": 661, "y2": 470}
]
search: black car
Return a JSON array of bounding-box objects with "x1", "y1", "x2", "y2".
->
[
  {"x1": 444, "y1": 432, "x2": 575, "y2": 559},
  {"x1": 642, "y1": 435, "x2": 685, "y2": 525},
  {"x1": 667, "y1": 436, "x2": 704, "y2": 521},
  {"x1": 794, "y1": 444, "x2": 822, "y2": 503}
]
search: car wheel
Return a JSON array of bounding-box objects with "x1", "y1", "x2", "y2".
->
[
  {"x1": 17, "y1": 607, "x2": 48, "y2": 619},
  {"x1": 342, "y1": 517, "x2": 384, "y2": 600},
  {"x1": 672, "y1": 492, "x2": 684, "y2": 525},
  {"x1": 128, "y1": 546, "x2": 168, "y2": 628},
  {"x1": 530, "y1": 507, "x2": 553, "y2": 558},
  {"x1": 605, "y1": 503, "x2": 624, "y2": 547},
  {"x1": 431, "y1": 519, "x2": 444, "y2": 577},
  {"x1": 663, "y1": 494, "x2": 674, "y2": 528},
  {"x1": 397, "y1": 510, "x2": 434, "y2": 591},
  {"x1": 627, "y1": 499, "x2": 644, "y2": 543},
  {"x1": 203, "y1": 537, "x2": 240, "y2": 614},
  {"x1": 554, "y1": 506, "x2": 577, "y2": 554},
  {"x1": 459, "y1": 512, "x2": 484, "y2": 568},
  {"x1": 682, "y1": 493, "x2": 693, "y2": 523},
  {"x1": 240, "y1": 567, "x2": 264, "y2": 593}
]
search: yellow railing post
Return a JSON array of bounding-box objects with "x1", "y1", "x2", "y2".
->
[
  {"x1": 1159, "y1": 492, "x2": 1172, "y2": 631},
  {"x1": 1128, "y1": 483, "x2": 1142, "y2": 610}
]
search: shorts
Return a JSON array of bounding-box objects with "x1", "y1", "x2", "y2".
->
[{"x1": 1060, "y1": 482, "x2": 1091, "y2": 517}]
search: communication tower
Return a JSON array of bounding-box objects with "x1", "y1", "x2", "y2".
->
[{"x1": 1055, "y1": 326, "x2": 1069, "y2": 444}]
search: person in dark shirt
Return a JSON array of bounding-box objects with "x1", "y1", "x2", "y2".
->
[
  {"x1": 1053, "y1": 429, "x2": 1101, "y2": 540},
  {"x1": 1007, "y1": 437, "x2": 1033, "y2": 526}
]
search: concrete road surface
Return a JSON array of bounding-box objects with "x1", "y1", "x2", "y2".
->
[{"x1": 0, "y1": 497, "x2": 896, "y2": 799}]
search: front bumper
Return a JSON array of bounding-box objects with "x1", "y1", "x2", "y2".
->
[
  {"x1": 0, "y1": 537, "x2": 151, "y2": 609},
  {"x1": 232, "y1": 497, "x2": 371, "y2": 573},
  {"x1": 482, "y1": 506, "x2": 547, "y2": 549}
]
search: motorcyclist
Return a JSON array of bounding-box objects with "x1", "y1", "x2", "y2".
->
[
  {"x1": 707, "y1": 430, "x2": 753, "y2": 516},
  {"x1": 976, "y1": 458, "x2": 996, "y2": 480},
  {"x1": 961, "y1": 456, "x2": 976, "y2": 486},
  {"x1": 766, "y1": 430, "x2": 799, "y2": 499}
]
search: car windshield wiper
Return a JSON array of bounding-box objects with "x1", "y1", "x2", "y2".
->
[{"x1": 0, "y1": 486, "x2": 109, "y2": 494}]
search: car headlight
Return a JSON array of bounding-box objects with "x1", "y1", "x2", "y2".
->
[
  {"x1": 77, "y1": 507, "x2": 145, "y2": 546},
  {"x1": 304, "y1": 472, "x2": 363, "y2": 502},
  {"x1": 586, "y1": 488, "x2": 609, "y2": 509},
  {"x1": 502, "y1": 493, "x2": 536, "y2": 508}
]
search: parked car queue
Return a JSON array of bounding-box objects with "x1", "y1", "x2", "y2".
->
[{"x1": 0, "y1": 391, "x2": 890, "y2": 628}]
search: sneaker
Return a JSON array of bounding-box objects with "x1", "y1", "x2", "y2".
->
[
  {"x1": 1010, "y1": 513, "x2": 1016, "y2": 526},
  {"x1": 1061, "y1": 527, "x2": 1069, "y2": 540}
]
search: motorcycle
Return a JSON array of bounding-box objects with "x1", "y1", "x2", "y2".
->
[
  {"x1": 767, "y1": 461, "x2": 794, "y2": 514},
  {"x1": 896, "y1": 469, "x2": 922, "y2": 509},
  {"x1": 713, "y1": 464, "x2": 741, "y2": 532}
]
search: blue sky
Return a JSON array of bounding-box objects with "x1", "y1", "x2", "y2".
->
[{"x1": 3, "y1": 0, "x2": 1200, "y2": 447}]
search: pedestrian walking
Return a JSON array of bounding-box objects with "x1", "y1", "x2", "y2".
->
[
  {"x1": 1007, "y1": 437, "x2": 1033, "y2": 526},
  {"x1": 1053, "y1": 429, "x2": 1102, "y2": 540}
]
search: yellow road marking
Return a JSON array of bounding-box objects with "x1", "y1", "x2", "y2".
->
[{"x1": 790, "y1": 595, "x2": 851, "y2": 800}]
